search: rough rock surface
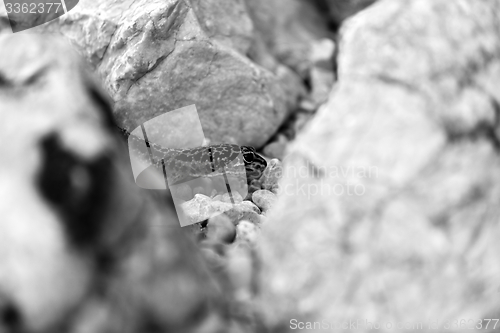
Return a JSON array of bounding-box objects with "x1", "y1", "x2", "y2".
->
[
  {"x1": 245, "y1": 0, "x2": 331, "y2": 77},
  {"x1": 252, "y1": 190, "x2": 277, "y2": 214},
  {"x1": 259, "y1": 0, "x2": 500, "y2": 330},
  {"x1": 0, "y1": 0, "x2": 328, "y2": 147}
]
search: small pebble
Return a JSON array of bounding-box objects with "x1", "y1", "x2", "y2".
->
[
  {"x1": 180, "y1": 194, "x2": 213, "y2": 225},
  {"x1": 224, "y1": 203, "x2": 261, "y2": 225},
  {"x1": 251, "y1": 190, "x2": 277, "y2": 213},
  {"x1": 310, "y1": 67, "x2": 335, "y2": 106},
  {"x1": 310, "y1": 38, "x2": 335, "y2": 69},
  {"x1": 213, "y1": 191, "x2": 243, "y2": 204},
  {"x1": 247, "y1": 179, "x2": 262, "y2": 197},
  {"x1": 181, "y1": 194, "x2": 232, "y2": 225},
  {"x1": 236, "y1": 220, "x2": 259, "y2": 244},
  {"x1": 239, "y1": 200, "x2": 261, "y2": 214},
  {"x1": 299, "y1": 99, "x2": 317, "y2": 112}
]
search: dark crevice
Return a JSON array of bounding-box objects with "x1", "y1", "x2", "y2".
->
[
  {"x1": 375, "y1": 73, "x2": 422, "y2": 95},
  {"x1": 445, "y1": 97, "x2": 500, "y2": 151},
  {"x1": 37, "y1": 133, "x2": 114, "y2": 249},
  {"x1": 489, "y1": 98, "x2": 500, "y2": 150},
  {"x1": 0, "y1": 71, "x2": 11, "y2": 88},
  {"x1": 87, "y1": 85, "x2": 116, "y2": 129}
]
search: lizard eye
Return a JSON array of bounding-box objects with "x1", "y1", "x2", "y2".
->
[{"x1": 242, "y1": 151, "x2": 255, "y2": 163}]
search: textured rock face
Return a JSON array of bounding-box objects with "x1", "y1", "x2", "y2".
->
[
  {"x1": 1, "y1": 0, "x2": 329, "y2": 148},
  {"x1": 245, "y1": 0, "x2": 331, "y2": 76},
  {"x1": 259, "y1": 0, "x2": 500, "y2": 330}
]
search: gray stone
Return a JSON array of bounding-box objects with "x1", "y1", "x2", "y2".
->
[
  {"x1": 224, "y1": 202, "x2": 261, "y2": 225},
  {"x1": 213, "y1": 191, "x2": 243, "y2": 204},
  {"x1": 239, "y1": 200, "x2": 262, "y2": 214},
  {"x1": 13, "y1": 0, "x2": 310, "y2": 147},
  {"x1": 259, "y1": 0, "x2": 500, "y2": 328},
  {"x1": 236, "y1": 220, "x2": 260, "y2": 244},
  {"x1": 251, "y1": 190, "x2": 277, "y2": 213},
  {"x1": 309, "y1": 67, "x2": 335, "y2": 107}
]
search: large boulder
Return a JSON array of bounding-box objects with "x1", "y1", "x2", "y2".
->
[
  {"x1": 259, "y1": 0, "x2": 500, "y2": 330},
  {"x1": 0, "y1": 0, "x2": 329, "y2": 147}
]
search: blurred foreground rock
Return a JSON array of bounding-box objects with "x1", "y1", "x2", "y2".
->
[
  {"x1": 259, "y1": 0, "x2": 500, "y2": 331},
  {"x1": 0, "y1": 34, "x2": 243, "y2": 333}
]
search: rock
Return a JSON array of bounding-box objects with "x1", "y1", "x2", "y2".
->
[
  {"x1": 305, "y1": 39, "x2": 336, "y2": 108},
  {"x1": 310, "y1": 38, "x2": 336, "y2": 70},
  {"x1": 0, "y1": 34, "x2": 234, "y2": 332},
  {"x1": 224, "y1": 202, "x2": 261, "y2": 225},
  {"x1": 15, "y1": 0, "x2": 315, "y2": 147},
  {"x1": 309, "y1": 67, "x2": 335, "y2": 107},
  {"x1": 181, "y1": 194, "x2": 214, "y2": 224},
  {"x1": 239, "y1": 200, "x2": 262, "y2": 215},
  {"x1": 263, "y1": 141, "x2": 287, "y2": 160},
  {"x1": 212, "y1": 191, "x2": 243, "y2": 204},
  {"x1": 245, "y1": 0, "x2": 331, "y2": 77},
  {"x1": 247, "y1": 181, "x2": 262, "y2": 195},
  {"x1": 299, "y1": 99, "x2": 318, "y2": 112},
  {"x1": 259, "y1": 0, "x2": 500, "y2": 328},
  {"x1": 189, "y1": 0, "x2": 254, "y2": 54},
  {"x1": 252, "y1": 190, "x2": 277, "y2": 213},
  {"x1": 312, "y1": 0, "x2": 378, "y2": 27},
  {"x1": 260, "y1": 158, "x2": 283, "y2": 191},
  {"x1": 181, "y1": 194, "x2": 233, "y2": 225},
  {"x1": 206, "y1": 214, "x2": 237, "y2": 244},
  {"x1": 236, "y1": 221, "x2": 260, "y2": 244}
]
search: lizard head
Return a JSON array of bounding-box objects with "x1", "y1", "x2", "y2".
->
[{"x1": 240, "y1": 146, "x2": 267, "y2": 184}]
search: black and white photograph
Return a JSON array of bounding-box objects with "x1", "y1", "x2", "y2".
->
[{"x1": 0, "y1": 0, "x2": 498, "y2": 332}]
